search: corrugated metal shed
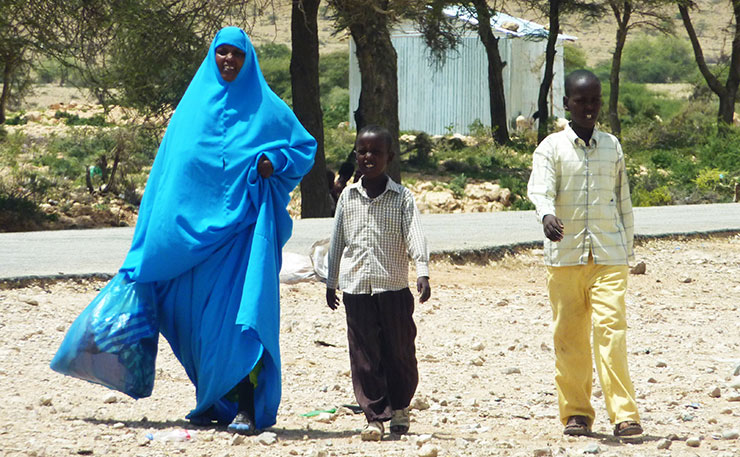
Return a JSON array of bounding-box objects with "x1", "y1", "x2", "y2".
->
[{"x1": 349, "y1": 10, "x2": 573, "y2": 135}]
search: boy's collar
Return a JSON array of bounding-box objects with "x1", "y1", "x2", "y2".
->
[
  {"x1": 564, "y1": 123, "x2": 601, "y2": 147},
  {"x1": 349, "y1": 175, "x2": 402, "y2": 197}
]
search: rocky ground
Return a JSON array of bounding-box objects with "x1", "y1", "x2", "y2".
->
[{"x1": 2, "y1": 234, "x2": 739, "y2": 457}]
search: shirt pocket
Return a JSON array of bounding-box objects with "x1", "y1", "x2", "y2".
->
[{"x1": 375, "y1": 201, "x2": 403, "y2": 234}]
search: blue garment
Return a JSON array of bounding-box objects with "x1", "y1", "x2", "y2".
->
[{"x1": 53, "y1": 27, "x2": 316, "y2": 429}]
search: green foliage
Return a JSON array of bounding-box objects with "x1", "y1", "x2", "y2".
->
[
  {"x1": 563, "y1": 44, "x2": 587, "y2": 74},
  {"x1": 4, "y1": 114, "x2": 27, "y2": 125},
  {"x1": 694, "y1": 168, "x2": 727, "y2": 191},
  {"x1": 620, "y1": 35, "x2": 696, "y2": 83},
  {"x1": 319, "y1": 50, "x2": 349, "y2": 93},
  {"x1": 54, "y1": 111, "x2": 108, "y2": 126},
  {"x1": 256, "y1": 43, "x2": 293, "y2": 104},
  {"x1": 632, "y1": 185, "x2": 672, "y2": 206},
  {"x1": 322, "y1": 86, "x2": 349, "y2": 128},
  {"x1": 447, "y1": 173, "x2": 467, "y2": 198}
]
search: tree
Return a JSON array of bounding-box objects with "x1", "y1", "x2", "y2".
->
[
  {"x1": 328, "y1": 0, "x2": 415, "y2": 183},
  {"x1": 529, "y1": 0, "x2": 602, "y2": 142},
  {"x1": 0, "y1": 0, "x2": 33, "y2": 124},
  {"x1": 291, "y1": 0, "x2": 333, "y2": 217},
  {"x1": 678, "y1": 0, "x2": 740, "y2": 127},
  {"x1": 23, "y1": 0, "x2": 256, "y2": 117},
  {"x1": 606, "y1": 1, "x2": 672, "y2": 137}
]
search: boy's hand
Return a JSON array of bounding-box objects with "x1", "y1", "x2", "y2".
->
[
  {"x1": 543, "y1": 214, "x2": 564, "y2": 242},
  {"x1": 326, "y1": 288, "x2": 341, "y2": 310},
  {"x1": 417, "y1": 276, "x2": 431, "y2": 303},
  {"x1": 258, "y1": 155, "x2": 274, "y2": 178}
]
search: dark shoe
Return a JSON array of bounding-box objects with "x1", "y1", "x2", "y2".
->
[
  {"x1": 614, "y1": 420, "x2": 643, "y2": 437},
  {"x1": 563, "y1": 415, "x2": 591, "y2": 436},
  {"x1": 228, "y1": 411, "x2": 258, "y2": 435}
]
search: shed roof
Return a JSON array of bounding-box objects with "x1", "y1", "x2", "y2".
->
[{"x1": 441, "y1": 6, "x2": 577, "y2": 41}]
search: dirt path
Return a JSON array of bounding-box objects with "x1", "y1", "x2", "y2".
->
[{"x1": 2, "y1": 235, "x2": 739, "y2": 457}]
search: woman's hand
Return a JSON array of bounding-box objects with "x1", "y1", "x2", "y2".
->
[{"x1": 258, "y1": 155, "x2": 274, "y2": 178}]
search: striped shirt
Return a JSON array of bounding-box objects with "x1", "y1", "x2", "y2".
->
[
  {"x1": 327, "y1": 177, "x2": 429, "y2": 294},
  {"x1": 527, "y1": 125, "x2": 634, "y2": 266}
]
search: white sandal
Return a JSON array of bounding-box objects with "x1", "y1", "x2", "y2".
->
[
  {"x1": 390, "y1": 408, "x2": 410, "y2": 434},
  {"x1": 360, "y1": 421, "x2": 384, "y2": 441}
]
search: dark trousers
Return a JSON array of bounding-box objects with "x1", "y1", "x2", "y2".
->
[{"x1": 343, "y1": 288, "x2": 418, "y2": 422}]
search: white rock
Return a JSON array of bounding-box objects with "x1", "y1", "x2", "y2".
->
[
  {"x1": 230, "y1": 434, "x2": 245, "y2": 446},
  {"x1": 686, "y1": 436, "x2": 701, "y2": 447},
  {"x1": 471, "y1": 341, "x2": 485, "y2": 351},
  {"x1": 307, "y1": 450, "x2": 328, "y2": 457},
  {"x1": 656, "y1": 438, "x2": 671, "y2": 449},
  {"x1": 722, "y1": 429, "x2": 739, "y2": 440},
  {"x1": 709, "y1": 386, "x2": 722, "y2": 398},
  {"x1": 733, "y1": 363, "x2": 740, "y2": 376},
  {"x1": 418, "y1": 444, "x2": 439, "y2": 457},
  {"x1": 314, "y1": 412, "x2": 334, "y2": 423},
  {"x1": 533, "y1": 448, "x2": 552, "y2": 456},
  {"x1": 656, "y1": 360, "x2": 668, "y2": 368},
  {"x1": 39, "y1": 396, "x2": 53, "y2": 406},
  {"x1": 583, "y1": 443, "x2": 600, "y2": 454},
  {"x1": 257, "y1": 431, "x2": 277, "y2": 445},
  {"x1": 411, "y1": 397, "x2": 430, "y2": 411},
  {"x1": 112, "y1": 422, "x2": 125, "y2": 429},
  {"x1": 416, "y1": 434, "x2": 433, "y2": 446},
  {"x1": 103, "y1": 394, "x2": 118, "y2": 404},
  {"x1": 505, "y1": 367, "x2": 521, "y2": 375}
]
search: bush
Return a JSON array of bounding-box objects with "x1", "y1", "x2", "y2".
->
[
  {"x1": 256, "y1": 43, "x2": 292, "y2": 104},
  {"x1": 563, "y1": 44, "x2": 587, "y2": 74},
  {"x1": 620, "y1": 35, "x2": 696, "y2": 83}
]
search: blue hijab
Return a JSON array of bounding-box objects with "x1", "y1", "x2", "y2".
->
[{"x1": 120, "y1": 27, "x2": 315, "y2": 427}]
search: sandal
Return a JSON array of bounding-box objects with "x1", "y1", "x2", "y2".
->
[
  {"x1": 228, "y1": 411, "x2": 259, "y2": 435},
  {"x1": 614, "y1": 420, "x2": 643, "y2": 437},
  {"x1": 360, "y1": 421, "x2": 384, "y2": 441},
  {"x1": 563, "y1": 415, "x2": 591, "y2": 436},
  {"x1": 390, "y1": 408, "x2": 410, "y2": 434}
]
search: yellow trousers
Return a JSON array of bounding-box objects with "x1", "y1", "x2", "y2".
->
[{"x1": 546, "y1": 258, "x2": 640, "y2": 426}]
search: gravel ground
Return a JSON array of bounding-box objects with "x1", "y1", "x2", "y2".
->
[{"x1": 1, "y1": 235, "x2": 740, "y2": 457}]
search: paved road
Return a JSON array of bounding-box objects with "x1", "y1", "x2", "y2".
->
[{"x1": 1, "y1": 203, "x2": 738, "y2": 280}]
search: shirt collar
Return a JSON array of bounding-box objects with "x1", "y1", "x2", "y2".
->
[
  {"x1": 348, "y1": 175, "x2": 402, "y2": 198},
  {"x1": 564, "y1": 123, "x2": 601, "y2": 148}
]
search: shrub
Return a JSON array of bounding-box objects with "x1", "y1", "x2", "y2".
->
[
  {"x1": 563, "y1": 44, "x2": 587, "y2": 74},
  {"x1": 620, "y1": 35, "x2": 696, "y2": 83}
]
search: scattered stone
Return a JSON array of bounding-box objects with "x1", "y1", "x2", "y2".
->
[
  {"x1": 470, "y1": 356, "x2": 485, "y2": 366},
  {"x1": 733, "y1": 363, "x2": 740, "y2": 377},
  {"x1": 533, "y1": 448, "x2": 552, "y2": 457},
  {"x1": 681, "y1": 413, "x2": 694, "y2": 422},
  {"x1": 722, "y1": 429, "x2": 739, "y2": 440},
  {"x1": 686, "y1": 437, "x2": 701, "y2": 447},
  {"x1": 39, "y1": 396, "x2": 53, "y2": 406},
  {"x1": 112, "y1": 422, "x2": 125, "y2": 429},
  {"x1": 103, "y1": 394, "x2": 118, "y2": 404},
  {"x1": 56, "y1": 324, "x2": 66, "y2": 332},
  {"x1": 583, "y1": 443, "x2": 600, "y2": 454},
  {"x1": 709, "y1": 386, "x2": 722, "y2": 398},
  {"x1": 505, "y1": 367, "x2": 521, "y2": 375},
  {"x1": 727, "y1": 394, "x2": 740, "y2": 402},
  {"x1": 418, "y1": 444, "x2": 439, "y2": 457},
  {"x1": 308, "y1": 450, "x2": 328, "y2": 457},
  {"x1": 680, "y1": 276, "x2": 693, "y2": 283},
  {"x1": 76, "y1": 449, "x2": 94, "y2": 455},
  {"x1": 471, "y1": 341, "x2": 485, "y2": 351},
  {"x1": 729, "y1": 378, "x2": 740, "y2": 389},
  {"x1": 257, "y1": 431, "x2": 277, "y2": 445},
  {"x1": 629, "y1": 262, "x2": 646, "y2": 275},
  {"x1": 656, "y1": 438, "x2": 671, "y2": 449},
  {"x1": 647, "y1": 377, "x2": 658, "y2": 383},
  {"x1": 656, "y1": 360, "x2": 668, "y2": 368},
  {"x1": 315, "y1": 412, "x2": 334, "y2": 423},
  {"x1": 416, "y1": 434, "x2": 433, "y2": 446},
  {"x1": 667, "y1": 433, "x2": 680, "y2": 441},
  {"x1": 411, "y1": 397, "x2": 430, "y2": 411},
  {"x1": 721, "y1": 408, "x2": 733, "y2": 414},
  {"x1": 21, "y1": 297, "x2": 40, "y2": 306},
  {"x1": 230, "y1": 434, "x2": 245, "y2": 446}
]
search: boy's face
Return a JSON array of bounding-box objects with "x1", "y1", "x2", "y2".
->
[
  {"x1": 563, "y1": 77, "x2": 602, "y2": 131},
  {"x1": 355, "y1": 133, "x2": 392, "y2": 180}
]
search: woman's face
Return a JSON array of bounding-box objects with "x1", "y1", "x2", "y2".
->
[{"x1": 215, "y1": 44, "x2": 246, "y2": 82}]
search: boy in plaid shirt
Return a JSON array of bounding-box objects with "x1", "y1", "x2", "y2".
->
[
  {"x1": 326, "y1": 124, "x2": 431, "y2": 441},
  {"x1": 527, "y1": 70, "x2": 642, "y2": 438}
]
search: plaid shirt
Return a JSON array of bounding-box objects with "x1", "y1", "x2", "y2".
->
[
  {"x1": 527, "y1": 125, "x2": 634, "y2": 266},
  {"x1": 327, "y1": 177, "x2": 429, "y2": 294}
]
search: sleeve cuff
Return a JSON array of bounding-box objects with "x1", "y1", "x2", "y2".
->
[{"x1": 415, "y1": 262, "x2": 430, "y2": 278}]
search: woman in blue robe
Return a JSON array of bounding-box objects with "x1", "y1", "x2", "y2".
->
[{"x1": 51, "y1": 27, "x2": 316, "y2": 432}]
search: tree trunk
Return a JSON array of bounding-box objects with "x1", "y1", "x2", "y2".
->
[
  {"x1": 537, "y1": 0, "x2": 560, "y2": 143},
  {"x1": 608, "y1": 1, "x2": 631, "y2": 138},
  {"x1": 472, "y1": 0, "x2": 509, "y2": 145},
  {"x1": 291, "y1": 0, "x2": 332, "y2": 218},
  {"x1": 0, "y1": 59, "x2": 14, "y2": 124},
  {"x1": 346, "y1": 5, "x2": 402, "y2": 183},
  {"x1": 678, "y1": 2, "x2": 740, "y2": 126}
]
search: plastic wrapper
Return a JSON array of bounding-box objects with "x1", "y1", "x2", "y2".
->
[{"x1": 50, "y1": 274, "x2": 158, "y2": 399}]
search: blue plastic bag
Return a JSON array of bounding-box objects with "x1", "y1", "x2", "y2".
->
[{"x1": 51, "y1": 274, "x2": 159, "y2": 399}]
